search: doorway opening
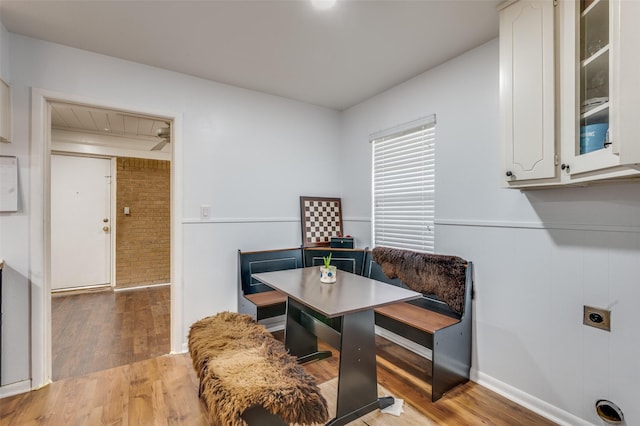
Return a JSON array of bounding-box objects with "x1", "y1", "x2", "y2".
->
[{"x1": 30, "y1": 91, "x2": 182, "y2": 385}]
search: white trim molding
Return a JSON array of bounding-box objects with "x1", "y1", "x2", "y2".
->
[
  {"x1": 436, "y1": 218, "x2": 640, "y2": 233},
  {"x1": 0, "y1": 380, "x2": 33, "y2": 399},
  {"x1": 182, "y1": 216, "x2": 299, "y2": 224},
  {"x1": 113, "y1": 282, "x2": 171, "y2": 292},
  {"x1": 182, "y1": 216, "x2": 372, "y2": 225}
]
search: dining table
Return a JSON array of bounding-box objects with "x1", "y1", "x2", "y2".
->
[{"x1": 252, "y1": 266, "x2": 421, "y2": 426}]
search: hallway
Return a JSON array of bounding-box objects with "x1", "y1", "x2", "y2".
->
[{"x1": 51, "y1": 286, "x2": 170, "y2": 381}]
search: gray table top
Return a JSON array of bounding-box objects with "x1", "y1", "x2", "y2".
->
[{"x1": 252, "y1": 266, "x2": 421, "y2": 318}]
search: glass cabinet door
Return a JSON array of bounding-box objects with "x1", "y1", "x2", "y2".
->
[{"x1": 578, "y1": 0, "x2": 609, "y2": 156}]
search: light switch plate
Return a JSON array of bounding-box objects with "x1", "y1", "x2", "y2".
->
[{"x1": 200, "y1": 205, "x2": 210, "y2": 220}]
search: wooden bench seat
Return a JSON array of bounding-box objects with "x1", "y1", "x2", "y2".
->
[
  {"x1": 243, "y1": 289, "x2": 287, "y2": 308},
  {"x1": 374, "y1": 301, "x2": 460, "y2": 335}
]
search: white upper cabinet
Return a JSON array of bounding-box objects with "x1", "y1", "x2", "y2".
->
[
  {"x1": 499, "y1": 0, "x2": 640, "y2": 188},
  {"x1": 500, "y1": 0, "x2": 556, "y2": 185}
]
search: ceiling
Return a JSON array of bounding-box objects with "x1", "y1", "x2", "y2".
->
[
  {"x1": 0, "y1": 0, "x2": 501, "y2": 111},
  {"x1": 50, "y1": 102, "x2": 172, "y2": 152},
  {"x1": 51, "y1": 102, "x2": 169, "y2": 140}
]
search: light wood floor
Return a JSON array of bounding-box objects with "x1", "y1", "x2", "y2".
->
[
  {"x1": 2, "y1": 290, "x2": 556, "y2": 425},
  {"x1": 293, "y1": 333, "x2": 556, "y2": 426},
  {"x1": 51, "y1": 285, "x2": 170, "y2": 380}
]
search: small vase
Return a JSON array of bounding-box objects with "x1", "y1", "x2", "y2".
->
[{"x1": 319, "y1": 265, "x2": 337, "y2": 283}]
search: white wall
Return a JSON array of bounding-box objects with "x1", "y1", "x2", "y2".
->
[
  {"x1": 0, "y1": 33, "x2": 341, "y2": 388},
  {"x1": 1, "y1": 22, "x2": 33, "y2": 391},
  {"x1": 340, "y1": 38, "x2": 640, "y2": 425}
]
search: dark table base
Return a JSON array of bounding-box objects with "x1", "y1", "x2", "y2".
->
[{"x1": 285, "y1": 299, "x2": 390, "y2": 426}]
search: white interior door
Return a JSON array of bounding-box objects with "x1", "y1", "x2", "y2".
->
[{"x1": 51, "y1": 155, "x2": 112, "y2": 290}]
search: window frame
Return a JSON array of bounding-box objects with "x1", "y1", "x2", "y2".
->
[{"x1": 371, "y1": 115, "x2": 436, "y2": 253}]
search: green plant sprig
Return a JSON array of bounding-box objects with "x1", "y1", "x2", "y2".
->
[{"x1": 323, "y1": 253, "x2": 332, "y2": 268}]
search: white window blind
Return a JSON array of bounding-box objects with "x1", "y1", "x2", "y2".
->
[{"x1": 372, "y1": 117, "x2": 435, "y2": 253}]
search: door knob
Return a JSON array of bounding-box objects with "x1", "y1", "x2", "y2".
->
[{"x1": 103, "y1": 226, "x2": 110, "y2": 232}]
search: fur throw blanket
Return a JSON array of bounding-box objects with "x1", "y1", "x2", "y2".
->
[
  {"x1": 188, "y1": 312, "x2": 328, "y2": 426},
  {"x1": 372, "y1": 247, "x2": 467, "y2": 314}
]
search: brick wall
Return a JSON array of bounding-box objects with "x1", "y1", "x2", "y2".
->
[{"x1": 116, "y1": 158, "x2": 170, "y2": 289}]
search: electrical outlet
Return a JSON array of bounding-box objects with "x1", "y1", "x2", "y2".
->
[{"x1": 583, "y1": 305, "x2": 611, "y2": 331}]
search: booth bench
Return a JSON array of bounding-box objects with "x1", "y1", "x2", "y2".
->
[
  {"x1": 364, "y1": 247, "x2": 473, "y2": 401},
  {"x1": 236, "y1": 245, "x2": 473, "y2": 402}
]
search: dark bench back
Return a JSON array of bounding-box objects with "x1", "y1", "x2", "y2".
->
[
  {"x1": 364, "y1": 251, "x2": 468, "y2": 320},
  {"x1": 303, "y1": 247, "x2": 367, "y2": 276},
  {"x1": 238, "y1": 248, "x2": 303, "y2": 295}
]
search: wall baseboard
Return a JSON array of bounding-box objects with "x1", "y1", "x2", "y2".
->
[
  {"x1": 472, "y1": 370, "x2": 595, "y2": 426},
  {"x1": 0, "y1": 379, "x2": 32, "y2": 399},
  {"x1": 113, "y1": 282, "x2": 171, "y2": 292},
  {"x1": 51, "y1": 284, "x2": 111, "y2": 296}
]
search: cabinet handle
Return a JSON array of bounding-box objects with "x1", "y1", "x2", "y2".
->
[
  {"x1": 561, "y1": 163, "x2": 568, "y2": 171},
  {"x1": 506, "y1": 171, "x2": 513, "y2": 177}
]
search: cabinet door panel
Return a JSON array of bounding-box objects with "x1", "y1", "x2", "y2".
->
[
  {"x1": 564, "y1": 0, "x2": 640, "y2": 178},
  {"x1": 500, "y1": 0, "x2": 556, "y2": 182},
  {"x1": 615, "y1": 0, "x2": 640, "y2": 163}
]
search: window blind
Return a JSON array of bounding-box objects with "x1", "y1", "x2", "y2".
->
[{"x1": 372, "y1": 117, "x2": 435, "y2": 253}]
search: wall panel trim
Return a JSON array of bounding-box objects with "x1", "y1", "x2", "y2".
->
[
  {"x1": 437, "y1": 219, "x2": 640, "y2": 233},
  {"x1": 182, "y1": 216, "x2": 372, "y2": 224}
]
